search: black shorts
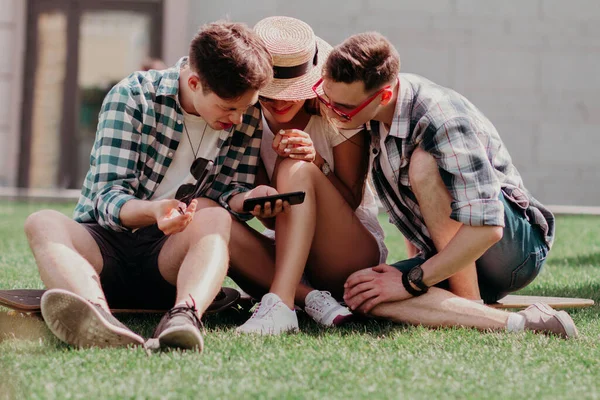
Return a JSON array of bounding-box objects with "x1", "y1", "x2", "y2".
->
[{"x1": 83, "y1": 223, "x2": 176, "y2": 309}]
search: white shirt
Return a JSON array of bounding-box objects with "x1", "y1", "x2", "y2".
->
[
  {"x1": 151, "y1": 109, "x2": 221, "y2": 200},
  {"x1": 260, "y1": 114, "x2": 388, "y2": 263}
]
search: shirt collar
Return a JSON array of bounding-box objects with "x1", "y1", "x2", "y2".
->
[
  {"x1": 386, "y1": 74, "x2": 410, "y2": 140},
  {"x1": 155, "y1": 57, "x2": 188, "y2": 99}
]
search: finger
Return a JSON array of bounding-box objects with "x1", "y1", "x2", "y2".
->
[
  {"x1": 272, "y1": 134, "x2": 282, "y2": 149},
  {"x1": 289, "y1": 154, "x2": 315, "y2": 161},
  {"x1": 358, "y1": 295, "x2": 384, "y2": 314},
  {"x1": 186, "y1": 199, "x2": 198, "y2": 215},
  {"x1": 282, "y1": 201, "x2": 291, "y2": 213},
  {"x1": 278, "y1": 139, "x2": 288, "y2": 151},
  {"x1": 262, "y1": 201, "x2": 272, "y2": 217},
  {"x1": 373, "y1": 264, "x2": 401, "y2": 275},
  {"x1": 287, "y1": 146, "x2": 314, "y2": 155},
  {"x1": 281, "y1": 129, "x2": 309, "y2": 138},
  {"x1": 272, "y1": 199, "x2": 283, "y2": 215},
  {"x1": 344, "y1": 281, "x2": 376, "y2": 301},
  {"x1": 345, "y1": 271, "x2": 376, "y2": 289},
  {"x1": 284, "y1": 137, "x2": 312, "y2": 146},
  {"x1": 251, "y1": 204, "x2": 262, "y2": 216},
  {"x1": 263, "y1": 186, "x2": 279, "y2": 196},
  {"x1": 346, "y1": 288, "x2": 379, "y2": 311}
]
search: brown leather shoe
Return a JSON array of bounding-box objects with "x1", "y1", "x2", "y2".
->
[{"x1": 518, "y1": 303, "x2": 579, "y2": 339}]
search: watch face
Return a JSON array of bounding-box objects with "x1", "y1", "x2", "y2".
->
[{"x1": 408, "y1": 266, "x2": 423, "y2": 283}]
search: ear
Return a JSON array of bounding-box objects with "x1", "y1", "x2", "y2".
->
[
  {"x1": 188, "y1": 74, "x2": 201, "y2": 92},
  {"x1": 380, "y1": 88, "x2": 393, "y2": 106}
]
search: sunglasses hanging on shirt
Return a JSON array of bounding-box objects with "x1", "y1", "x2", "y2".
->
[
  {"x1": 174, "y1": 119, "x2": 214, "y2": 214},
  {"x1": 175, "y1": 157, "x2": 214, "y2": 209}
]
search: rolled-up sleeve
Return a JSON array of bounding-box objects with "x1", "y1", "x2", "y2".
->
[
  {"x1": 422, "y1": 117, "x2": 504, "y2": 227},
  {"x1": 88, "y1": 86, "x2": 143, "y2": 231},
  {"x1": 218, "y1": 132, "x2": 262, "y2": 221}
]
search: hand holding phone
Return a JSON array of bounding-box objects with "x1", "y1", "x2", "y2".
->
[{"x1": 243, "y1": 191, "x2": 306, "y2": 213}]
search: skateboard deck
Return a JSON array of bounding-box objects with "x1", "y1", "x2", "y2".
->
[
  {"x1": 488, "y1": 295, "x2": 594, "y2": 310},
  {"x1": 0, "y1": 287, "x2": 241, "y2": 315}
]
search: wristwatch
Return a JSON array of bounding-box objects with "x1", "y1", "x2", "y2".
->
[
  {"x1": 402, "y1": 265, "x2": 429, "y2": 296},
  {"x1": 321, "y1": 159, "x2": 331, "y2": 177}
]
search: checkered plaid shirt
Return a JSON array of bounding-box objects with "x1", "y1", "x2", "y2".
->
[
  {"x1": 74, "y1": 57, "x2": 262, "y2": 232},
  {"x1": 369, "y1": 74, "x2": 555, "y2": 257}
]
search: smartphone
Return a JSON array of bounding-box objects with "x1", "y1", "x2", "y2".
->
[{"x1": 243, "y1": 191, "x2": 306, "y2": 212}]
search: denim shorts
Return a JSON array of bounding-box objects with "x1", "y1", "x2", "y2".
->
[{"x1": 390, "y1": 193, "x2": 549, "y2": 303}]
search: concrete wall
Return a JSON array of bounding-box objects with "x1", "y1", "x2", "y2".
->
[
  {"x1": 0, "y1": 0, "x2": 25, "y2": 187},
  {"x1": 187, "y1": 0, "x2": 600, "y2": 207}
]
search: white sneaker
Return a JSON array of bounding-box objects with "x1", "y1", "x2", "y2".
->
[
  {"x1": 304, "y1": 290, "x2": 353, "y2": 327},
  {"x1": 236, "y1": 293, "x2": 298, "y2": 335}
]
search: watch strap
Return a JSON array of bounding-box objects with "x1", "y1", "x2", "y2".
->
[{"x1": 402, "y1": 269, "x2": 426, "y2": 297}]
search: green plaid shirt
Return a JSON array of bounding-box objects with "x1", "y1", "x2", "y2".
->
[{"x1": 74, "y1": 58, "x2": 262, "y2": 232}]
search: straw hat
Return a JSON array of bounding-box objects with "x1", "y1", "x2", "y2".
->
[{"x1": 254, "y1": 16, "x2": 332, "y2": 101}]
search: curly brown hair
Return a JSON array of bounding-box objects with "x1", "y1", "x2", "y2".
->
[
  {"x1": 324, "y1": 32, "x2": 400, "y2": 92},
  {"x1": 189, "y1": 21, "x2": 273, "y2": 100}
]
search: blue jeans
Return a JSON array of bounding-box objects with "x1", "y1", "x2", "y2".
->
[{"x1": 391, "y1": 193, "x2": 549, "y2": 303}]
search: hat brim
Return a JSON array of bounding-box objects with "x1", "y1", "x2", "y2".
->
[{"x1": 259, "y1": 36, "x2": 332, "y2": 101}]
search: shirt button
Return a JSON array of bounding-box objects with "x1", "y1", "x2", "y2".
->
[
  {"x1": 177, "y1": 120, "x2": 182, "y2": 125},
  {"x1": 168, "y1": 152, "x2": 173, "y2": 157},
  {"x1": 372, "y1": 148, "x2": 378, "y2": 154}
]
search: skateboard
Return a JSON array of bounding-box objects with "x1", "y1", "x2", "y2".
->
[
  {"x1": 0, "y1": 287, "x2": 241, "y2": 315},
  {"x1": 488, "y1": 294, "x2": 594, "y2": 310}
]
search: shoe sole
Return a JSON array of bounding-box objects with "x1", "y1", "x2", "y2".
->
[
  {"x1": 158, "y1": 325, "x2": 204, "y2": 351},
  {"x1": 532, "y1": 302, "x2": 579, "y2": 339},
  {"x1": 40, "y1": 289, "x2": 145, "y2": 348},
  {"x1": 331, "y1": 313, "x2": 354, "y2": 326},
  {"x1": 236, "y1": 324, "x2": 299, "y2": 335}
]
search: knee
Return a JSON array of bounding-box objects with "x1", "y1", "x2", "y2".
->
[
  {"x1": 194, "y1": 197, "x2": 220, "y2": 211},
  {"x1": 24, "y1": 210, "x2": 66, "y2": 241},
  {"x1": 408, "y1": 147, "x2": 439, "y2": 189},
  {"x1": 275, "y1": 158, "x2": 320, "y2": 189},
  {"x1": 188, "y1": 205, "x2": 232, "y2": 238}
]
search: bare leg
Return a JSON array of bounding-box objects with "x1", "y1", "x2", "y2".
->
[
  {"x1": 271, "y1": 159, "x2": 380, "y2": 307},
  {"x1": 227, "y1": 219, "x2": 313, "y2": 306},
  {"x1": 369, "y1": 287, "x2": 508, "y2": 330},
  {"x1": 24, "y1": 210, "x2": 107, "y2": 309},
  {"x1": 408, "y1": 148, "x2": 480, "y2": 299},
  {"x1": 157, "y1": 199, "x2": 231, "y2": 317}
]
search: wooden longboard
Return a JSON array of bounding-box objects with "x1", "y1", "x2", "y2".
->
[
  {"x1": 488, "y1": 295, "x2": 594, "y2": 310},
  {"x1": 0, "y1": 287, "x2": 241, "y2": 315}
]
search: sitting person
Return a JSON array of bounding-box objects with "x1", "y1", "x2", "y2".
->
[
  {"x1": 23, "y1": 21, "x2": 275, "y2": 350},
  {"x1": 315, "y1": 32, "x2": 576, "y2": 338},
  {"x1": 226, "y1": 16, "x2": 387, "y2": 335}
]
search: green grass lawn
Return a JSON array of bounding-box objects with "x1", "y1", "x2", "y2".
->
[{"x1": 1, "y1": 200, "x2": 599, "y2": 399}]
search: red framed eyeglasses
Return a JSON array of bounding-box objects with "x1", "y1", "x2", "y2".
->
[{"x1": 311, "y1": 78, "x2": 391, "y2": 122}]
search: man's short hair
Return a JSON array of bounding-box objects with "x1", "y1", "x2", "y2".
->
[
  {"x1": 189, "y1": 21, "x2": 273, "y2": 99},
  {"x1": 324, "y1": 32, "x2": 400, "y2": 92}
]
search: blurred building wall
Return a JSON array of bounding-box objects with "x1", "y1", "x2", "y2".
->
[
  {"x1": 186, "y1": 0, "x2": 600, "y2": 207},
  {"x1": 0, "y1": 0, "x2": 25, "y2": 187}
]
